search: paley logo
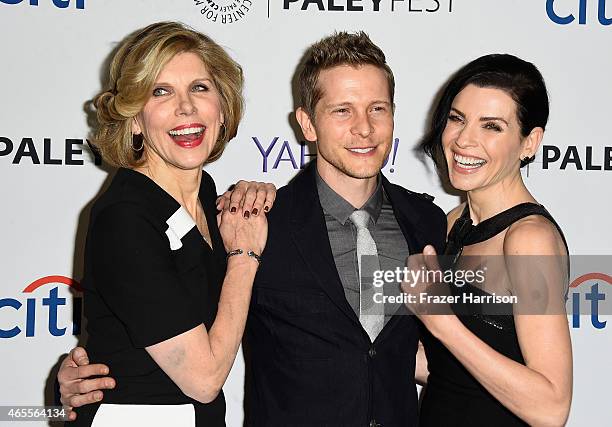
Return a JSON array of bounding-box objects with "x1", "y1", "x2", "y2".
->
[
  {"x1": 252, "y1": 136, "x2": 400, "y2": 173},
  {"x1": 282, "y1": 0, "x2": 453, "y2": 13},
  {"x1": 0, "y1": 136, "x2": 101, "y2": 166},
  {"x1": 192, "y1": 0, "x2": 253, "y2": 24},
  {"x1": 0, "y1": 276, "x2": 83, "y2": 338},
  {"x1": 0, "y1": 0, "x2": 85, "y2": 9},
  {"x1": 570, "y1": 272, "x2": 610, "y2": 329},
  {"x1": 540, "y1": 145, "x2": 612, "y2": 171},
  {"x1": 546, "y1": 0, "x2": 611, "y2": 25}
]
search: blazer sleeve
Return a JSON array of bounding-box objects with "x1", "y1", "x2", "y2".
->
[{"x1": 89, "y1": 202, "x2": 202, "y2": 348}]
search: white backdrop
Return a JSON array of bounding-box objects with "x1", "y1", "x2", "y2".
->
[{"x1": 1, "y1": 0, "x2": 610, "y2": 425}]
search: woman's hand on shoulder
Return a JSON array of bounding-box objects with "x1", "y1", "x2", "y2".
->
[
  {"x1": 216, "y1": 181, "x2": 276, "y2": 217},
  {"x1": 218, "y1": 203, "x2": 268, "y2": 258}
]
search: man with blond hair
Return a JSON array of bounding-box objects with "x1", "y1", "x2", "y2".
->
[{"x1": 58, "y1": 32, "x2": 446, "y2": 426}]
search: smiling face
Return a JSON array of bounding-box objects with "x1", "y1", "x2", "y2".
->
[
  {"x1": 297, "y1": 64, "x2": 394, "y2": 184},
  {"x1": 132, "y1": 51, "x2": 224, "y2": 172},
  {"x1": 442, "y1": 84, "x2": 539, "y2": 193}
]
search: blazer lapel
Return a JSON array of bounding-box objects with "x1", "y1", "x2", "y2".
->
[
  {"x1": 376, "y1": 175, "x2": 426, "y2": 342},
  {"x1": 289, "y1": 164, "x2": 360, "y2": 325},
  {"x1": 381, "y1": 175, "x2": 429, "y2": 254}
]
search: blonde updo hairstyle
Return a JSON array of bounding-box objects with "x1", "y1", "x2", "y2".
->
[{"x1": 93, "y1": 21, "x2": 244, "y2": 168}]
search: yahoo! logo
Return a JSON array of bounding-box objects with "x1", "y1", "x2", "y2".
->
[
  {"x1": 570, "y1": 272, "x2": 610, "y2": 329},
  {"x1": 546, "y1": 0, "x2": 611, "y2": 25},
  {"x1": 0, "y1": 0, "x2": 85, "y2": 8},
  {"x1": 0, "y1": 276, "x2": 82, "y2": 338},
  {"x1": 251, "y1": 136, "x2": 400, "y2": 173}
]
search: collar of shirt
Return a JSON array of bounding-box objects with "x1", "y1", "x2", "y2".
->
[{"x1": 315, "y1": 170, "x2": 383, "y2": 226}]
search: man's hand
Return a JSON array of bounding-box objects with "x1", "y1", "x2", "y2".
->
[
  {"x1": 58, "y1": 347, "x2": 116, "y2": 421},
  {"x1": 216, "y1": 181, "x2": 276, "y2": 217}
]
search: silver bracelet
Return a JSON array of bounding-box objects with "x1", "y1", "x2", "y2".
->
[
  {"x1": 247, "y1": 250, "x2": 262, "y2": 264},
  {"x1": 227, "y1": 249, "x2": 262, "y2": 265}
]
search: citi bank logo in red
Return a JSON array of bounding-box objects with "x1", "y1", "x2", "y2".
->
[
  {"x1": 0, "y1": 276, "x2": 83, "y2": 339},
  {"x1": 570, "y1": 273, "x2": 611, "y2": 329}
]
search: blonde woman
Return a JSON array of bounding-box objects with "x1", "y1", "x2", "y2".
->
[{"x1": 64, "y1": 22, "x2": 274, "y2": 426}]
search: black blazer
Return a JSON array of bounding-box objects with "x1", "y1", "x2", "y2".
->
[{"x1": 245, "y1": 163, "x2": 446, "y2": 427}]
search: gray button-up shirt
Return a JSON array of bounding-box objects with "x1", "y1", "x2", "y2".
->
[{"x1": 316, "y1": 172, "x2": 410, "y2": 325}]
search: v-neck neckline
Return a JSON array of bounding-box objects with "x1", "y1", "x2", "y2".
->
[{"x1": 120, "y1": 168, "x2": 217, "y2": 252}]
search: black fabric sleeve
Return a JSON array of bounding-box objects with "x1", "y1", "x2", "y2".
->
[
  {"x1": 90, "y1": 202, "x2": 203, "y2": 348},
  {"x1": 201, "y1": 170, "x2": 219, "y2": 205}
]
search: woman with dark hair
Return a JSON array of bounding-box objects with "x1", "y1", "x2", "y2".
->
[{"x1": 408, "y1": 54, "x2": 572, "y2": 426}]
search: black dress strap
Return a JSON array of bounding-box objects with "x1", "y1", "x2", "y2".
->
[
  {"x1": 443, "y1": 202, "x2": 569, "y2": 273},
  {"x1": 456, "y1": 202, "x2": 568, "y2": 249}
]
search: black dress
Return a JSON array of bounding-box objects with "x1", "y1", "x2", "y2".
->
[
  {"x1": 71, "y1": 168, "x2": 227, "y2": 426},
  {"x1": 419, "y1": 202, "x2": 568, "y2": 427}
]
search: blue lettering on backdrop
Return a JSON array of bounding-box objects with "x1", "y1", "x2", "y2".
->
[
  {"x1": 273, "y1": 140, "x2": 298, "y2": 169},
  {"x1": 600, "y1": 0, "x2": 612, "y2": 23},
  {"x1": 252, "y1": 137, "x2": 316, "y2": 172},
  {"x1": 0, "y1": 286, "x2": 82, "y2": 338},
  {"x1": 42, "y1": 287, "x2": 67, "y2": 337},
  {"x1": 0, "y1": 299, "x2": 21, "y2": 339},
  {"x1": 252, "y1": 137, "x2": 279, "y2": 173},
  {"x1": 0, "y1": 0, "x2": 85, "y2": 9},
  {"x1": 547, "y1": 0, "x2": 610, "y2": 25},
  {"x1": 572, "y1": 282, "x2": 608, "y2": 329},
  {"x1": 252, "y1": 136, "x2": 401, "y2": 173},
  {"x1": 585, "y1": 283, "x2": 607, "y2": 329}
]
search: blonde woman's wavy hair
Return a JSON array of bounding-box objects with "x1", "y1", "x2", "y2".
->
[{"x1": 93, "y1": 21, "x2": 244, "y2": 168}]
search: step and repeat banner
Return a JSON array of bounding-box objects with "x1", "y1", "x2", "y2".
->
[{"x1": 1, "y1": 0, "x2": 610, "y2": 425}]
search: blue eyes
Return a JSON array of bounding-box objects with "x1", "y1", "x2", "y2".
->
[
  {"x1": 333, "y1": 106, "x2": 387, "y2": 114},
  {"x1": 152, "y1": 87, "x2": 169, "y2": 97},
  {"x1": 152, "y1": 84, "x2": 209, "y2": 97},
  {"x1": 192, "y1": 83, "x2": 209, "y2": 92}
]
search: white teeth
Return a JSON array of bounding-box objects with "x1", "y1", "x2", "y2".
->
[
  {"x1": 168, "y1": 126, "x2": 205, "y2": 136},
  {"x1": 454, "y1": 153, "x2": 486, "y2": 167},
  {"x1": 349, "y1": 147, "x2": 375, "y2": 154}
]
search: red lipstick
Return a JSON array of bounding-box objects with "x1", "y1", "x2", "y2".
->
[{"x1": 168, "y1": 123, "x2": 205, "y2": 149}]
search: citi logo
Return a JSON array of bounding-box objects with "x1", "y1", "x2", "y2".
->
[
  {"x1": 570, "y1": 273, "x2": 610, "y2": 329},
  {"x1": 0, "y1": 0, "x2": 85, "y2": 8},
  {"x1": 547, "y1": 0, "x2": 611, "y2": 25},
  {"x1": 0, "y1": 276, "x2": 83, "y2": 338}
]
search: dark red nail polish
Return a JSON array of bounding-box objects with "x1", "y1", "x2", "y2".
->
[
  {"x1": 244, "y1": 211, "x2": 250, "y2": 219},
  {"x1": 264, "y1": 206, "x2": 270, "y2": 212},
  {"x1": 230, "y1": 207, "x2": 237, "y2": 213},
  {"x1": 252, "y1": 208, "x2": 259, "y2": 216}
]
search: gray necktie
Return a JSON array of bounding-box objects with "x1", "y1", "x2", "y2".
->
[{"x1": 349, "y1": 210, "x2": 384, "y2": 341}]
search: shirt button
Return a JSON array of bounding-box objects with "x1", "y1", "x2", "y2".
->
[{"x1": 368, "y1": 347, "x2": 376, "y2": 358}]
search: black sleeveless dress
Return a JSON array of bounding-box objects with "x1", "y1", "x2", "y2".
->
[{"x1": 419, "y1": 202, "x2": 568, "y2": 427}]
